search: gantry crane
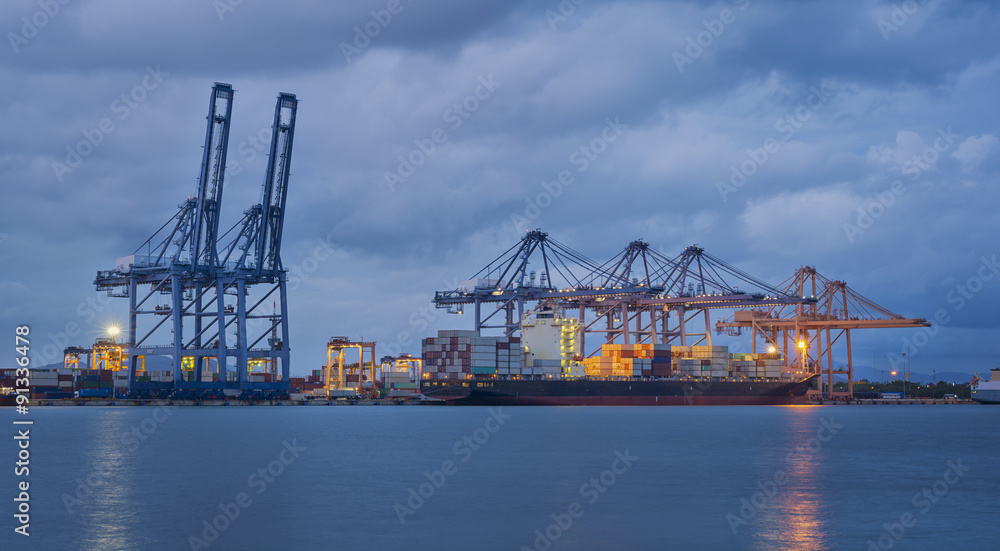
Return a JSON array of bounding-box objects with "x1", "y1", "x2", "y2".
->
[
  {"x1": 433, "y1": 230, "x2": 659, "y2": 336},
  {"x1": 567, "y1": 242, "x2": 812, "y2": 355},
  {"x1": 715, "y1": 266, "x2": 931, "y2": 396},
  {"x1": 94, "y1": 84, "x2": 298, "y2": 391},
  {"x1": 433, "y1": 230, "x2": 812, "y2": 356},
  {"x1": 325, "y1": 337, "x2": 377, "y2": 393}
]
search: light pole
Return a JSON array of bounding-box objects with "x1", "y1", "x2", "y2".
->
[
  {"x1": 902, "y1": 354, "x2": 910, "y2": 398},
  {"x1": 901, "y1": 346, "x2": 911, "y2": 398}
]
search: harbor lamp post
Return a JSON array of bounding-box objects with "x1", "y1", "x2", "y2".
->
[{"x1": 901, "y1": 351, "x2": 908, "y2": 398}]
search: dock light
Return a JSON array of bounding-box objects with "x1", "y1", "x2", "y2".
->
[
  {"x1": 106, "y1": 325, "x2": 121, "y2": 337},
  {"x1": 768, "y1": 345, "x2": 777, "y2": 354},
  {"x1": 797, "y1": 340, "x2": 806, "y2": 349},
  {"x1": 891, "y1": 371, "x2": 897, "y2": 376}
]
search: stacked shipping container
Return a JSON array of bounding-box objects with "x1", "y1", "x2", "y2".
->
[
  {"x1": 728, "y1": 353, "x2": 784, "y2": 378},
  {"x1": 583, "y1": 344, "x2": 673, "y2": 378},
  {"x1": 422, "y1": 330, "x2": 524, "y2": 379}
]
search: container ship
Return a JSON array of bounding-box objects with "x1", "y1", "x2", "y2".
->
[
  {"x1": 417, "y1": 310, "x2": 819, "y2": 406},
  {"x1": 420, "y1": 376, "x2": 818, "y2": 406},
  {"x1": 971, "y1": 368, "x2": 1000, "y2": 404}
]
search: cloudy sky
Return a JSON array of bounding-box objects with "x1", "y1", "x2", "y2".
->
[{"x1": 1, "y1": 0, "x2": 997, "y2": 378}]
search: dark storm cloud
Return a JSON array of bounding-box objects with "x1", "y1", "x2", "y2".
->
[{"x1": 1, "y1": 0, "x2": 997, "y2": 373}]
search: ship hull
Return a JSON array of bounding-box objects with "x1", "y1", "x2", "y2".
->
[
  {"x1": 420, "y1": 376, "x2": 818, "y2": 406},
  {"x1": 971, "y1": 387, "x2": 1000, "y2": 404}
]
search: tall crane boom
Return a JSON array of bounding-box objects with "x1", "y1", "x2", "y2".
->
[
  {"x1": 191, "y1": 82, "x2": 234, "y2": 275},
  {"x1": 130, "y1": 82, "x2": 235, "y2": 273},
  {"x1": 94, "y1": 82, "x2": 298, "y2": 395},
  {"x1": 254, "y1": 92, "x2": 298, "y2": 281}
]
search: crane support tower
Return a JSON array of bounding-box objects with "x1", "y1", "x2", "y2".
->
[{"x1": 94, "y1": 83, "x2": 299, "y2": 391}]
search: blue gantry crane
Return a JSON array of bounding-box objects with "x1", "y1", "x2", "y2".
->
[
  {"x1": 432, "y1": 230, "x2": 659, "y2": 335},
  {"x1": 94, "y1": 84, "x2": 299, "y2": 392},
  {"x1": 433, "y1": 231, "x2": 813, "y2": 356}
]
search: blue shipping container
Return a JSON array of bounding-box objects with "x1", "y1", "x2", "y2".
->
[{"x1": 78, "y1": 388, "x2": 113, "y2": 397}]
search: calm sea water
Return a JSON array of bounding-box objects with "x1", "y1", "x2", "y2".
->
[{"x1": 2, "y1": 405, "x2": 997, "y2": 550}]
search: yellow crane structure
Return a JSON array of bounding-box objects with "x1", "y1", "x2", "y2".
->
[
  {"x1": 63, "y1": 326, "x2": 146, "y2": 372},
  {"x1": 391, "y1": 354, "x2": 423, "y2": 381},
  {"x1": 93, "y1": 338, "x2": 126, "y2": 371},
  {"x1": 715, "y1": 267, "x2": 930, "y2": 396},
  {"x1": 325, "y1": 337, "x2": 377, "y2": 393}
]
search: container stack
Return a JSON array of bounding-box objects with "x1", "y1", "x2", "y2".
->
[
  {"x1": 422, "y1": 330, "x2": 523, "y2": 379},
  {"x1": 756, "y1": 353, "x2": 784, "y2": 378},
  {"x1": 306, "y1": 369, "x2": 325, "y2": 387},
  {"x1": 690, "y1": 346, "x2": 729, "y2": 377},
  {"x1": 728, "y1": 356, "x2": 757, "y2": 377},
  {"x1": 651, "y1": 349, "x2": 672, "y2": 377},
  {"x1": 582, "y1": 343, "x2": 672, "y2": 378},
  {"x1": 671, "y1": 345, "x2": 728, "y2": 377},
  {"x1": 27, "y1": 369, "x2": 60, "y2": 399},
  {"x1": 632, "y1": 358, "x2": 651, "y2": 377},
  {"x1": 495, "y1": 338, "x2": 524, "y2": 376},
  {"x1": 57, "y1": 370, "x2": 75, "y2": 393},
  {"x1": 726, "y1": 353, "x2": 785, "y2": 377},
  {"x1": 582, "y1": 356, "x2": 607, "y2": 377},
  {"x1": 0, "y1": 369, "x2": 13, "y2": 390},
  {"x1": 291, "y1": 375, "x2": 335, "y2": 391},
  {"x1": 422, "y1": 330, "x2": 475, "y2": 378},
  {"x1": 114, "y1": 371, "x2": 129, "y2": 388},
  {"x1": 382, "y1": 369, "x2": 416, "y2": 393},
  {"x1": 674, "y1": 358, "x2": 704, "y2": 376},
  {"x1": 471, "y1": 338, "x2": 496, "y2": 376},
  {"x1": 134, "y1": 370, "x2": 177, "y2": 384}
]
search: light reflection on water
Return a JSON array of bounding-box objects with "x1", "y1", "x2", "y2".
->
[
  {"x1": 74, "y1": 410, "x2": 145, "y2": 551},
  {"x1": 752, "y1": 406, "x2": 829, "y2": 551}
]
